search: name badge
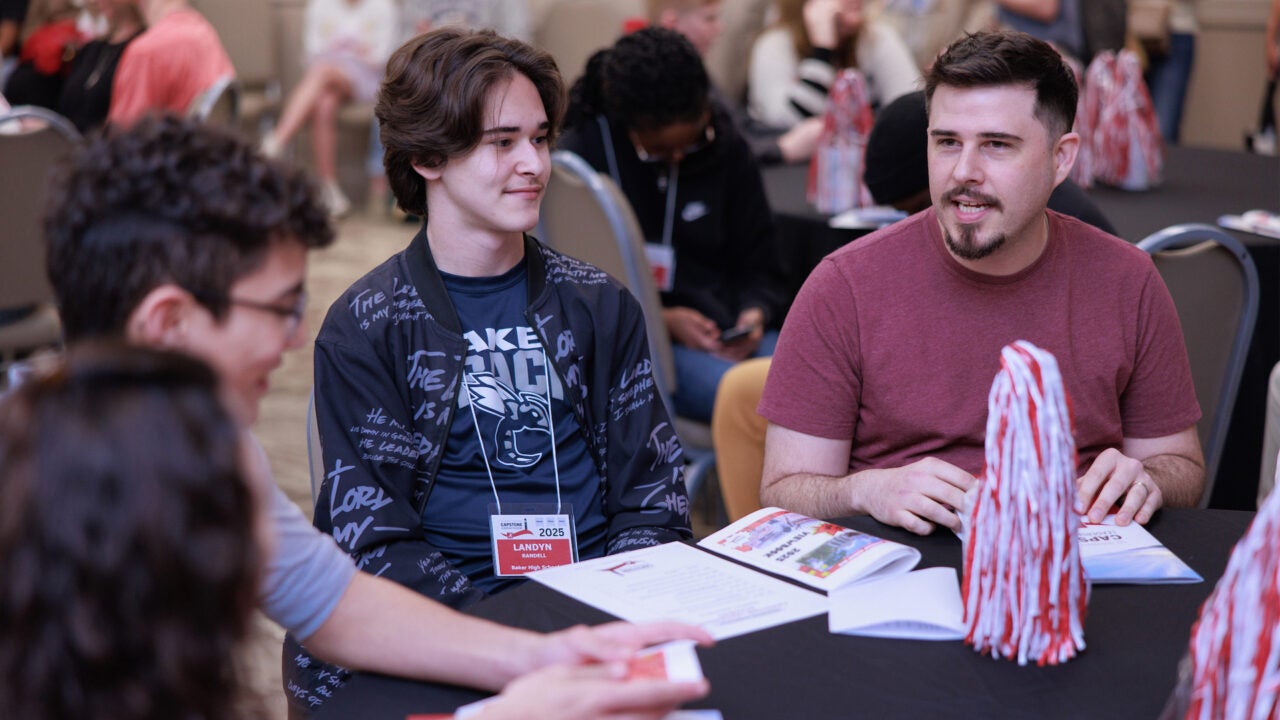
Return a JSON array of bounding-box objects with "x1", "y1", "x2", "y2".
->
[
  {"x1": 490, "y1": 503, "x2": 578, "y2": 576},
  {"x1": 645, "y1": 243, "x2": 676, "y2": 292}
]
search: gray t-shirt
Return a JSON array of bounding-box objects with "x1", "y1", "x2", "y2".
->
[{"x1": 250, "y1": 435, "x2": 357, "y2": 640}]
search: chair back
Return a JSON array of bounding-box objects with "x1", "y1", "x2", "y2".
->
[
  {"x1": 540, "y1": 150, "x2": 676, "y2": 397},
  {"x1": 0, "y1": 106, "x2": 77, "y2": 368},
  {"x1": 1260, "y1": 361, "x2": 1280, "y2": 506},
  {"x1": 0, "y1": 106, "x2": 78, "y2": 311},
  {"x1": 539, "y1": 150, "x2": 717, "y2": 497},
  {"x1": 533, "y1": 0, "x2": 642, "y2": 85},
  {"x1": 308, "y1": 387, "x2": 323, "y2": 506},
  {"x1": 1138, "y1": 223, "x2": 1259, "y2": 506},
  {"x1": 187, "y1": 74, "x2": 241, "y2": 128}
]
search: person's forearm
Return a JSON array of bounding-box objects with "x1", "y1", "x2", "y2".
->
[
  {"x1": 1144, "y1": 453, "x2": 1207, "y2": 507},
  {"x1": 760, "y1": 471, "x2": 861, "y2": 519},
  {"x1": 303, "y1": 572, "x2": 542, "y2": 691}
]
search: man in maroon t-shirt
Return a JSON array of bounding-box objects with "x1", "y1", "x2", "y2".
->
[{"x1": 758, "y1": 30, "x2": 1205, "y2": 536}]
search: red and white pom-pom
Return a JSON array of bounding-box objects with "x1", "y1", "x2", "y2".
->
[
  {"x1": 962, "y1": 341, "x2": 1089, "y2": 666},
  {"x1": 1182, "y1": 478, "x2": 1280, "y2": 718},
  {"x1": 807, "y1": 68, "x2": 875, "y2": 213},
  {"x1": 1085, "y1": 50, "x2": 1164, "y2": 191}
]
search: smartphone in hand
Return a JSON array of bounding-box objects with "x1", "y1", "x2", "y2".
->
[{"x1": 719, "y1": 325, "x2": 754, "y2": 344}]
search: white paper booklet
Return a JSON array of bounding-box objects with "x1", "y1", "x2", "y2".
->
[
  {"x1": 1078, "y1": 516, "x2": 1203, "y2": 584},
  {"x1": 828, "y1": 567, "x2": 967, "y2": 640},
  {"x1": 528, "y1": 541, "x2": 828, "y2": 640},
  {"x1": 697, "y1": 507, "x2": 921, "y2": 592}
]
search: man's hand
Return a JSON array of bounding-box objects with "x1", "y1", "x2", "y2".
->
[
  {"x1": 852, "y1": 458, "x2": 977, "y2": 535},
  {"x1": 534, "y1": 621, "x2": 714, "y2": 668},
  {"x1": 715, "y1": 308, "x2": 765, "y2": 362},
  {"x1": 477, "y1": 661, "x2": 709, "y2": 720},
  {"x1": 1076, "y1": 448, "x2": 1162, "y2": 526},
  {"x1": 663, "y1": 306, "x2": 721, "y2": 353}
]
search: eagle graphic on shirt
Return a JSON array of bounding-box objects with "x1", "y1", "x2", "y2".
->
[{"x1": 464, "y1": 371, "x2": 552, "y2": 469}]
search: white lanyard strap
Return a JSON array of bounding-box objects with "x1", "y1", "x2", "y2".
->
[{"x1": 462, "y1": 342, "x2": 562, "y2": 515}]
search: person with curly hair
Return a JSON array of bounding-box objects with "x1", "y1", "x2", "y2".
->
[
  {"x1": 43, "y1": 114, "x2": 710, "y2": 718},
  {"x1": 559, "y1": 26, "x2": 787, "y2": 423},
  {"x1": 0, "y1": 343, "x2": 264, "y2": 720}
]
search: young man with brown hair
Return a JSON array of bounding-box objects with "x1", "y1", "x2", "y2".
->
[{"x1": 299, "y1": 27, "x2": 694, "y2": 709}]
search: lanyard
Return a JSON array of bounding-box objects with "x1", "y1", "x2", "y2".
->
[
  {"x1": 462, "y1": 344, "x2": 562, "y2": 515},
  {"x1": 597, "y1": 114, "x2": 679, "y2": 248}
]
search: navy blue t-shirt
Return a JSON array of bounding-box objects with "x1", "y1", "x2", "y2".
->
[{"x1": 423, "y1": 260, "x2": 605, "y2": 593}]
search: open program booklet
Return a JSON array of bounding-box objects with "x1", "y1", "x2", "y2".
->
[
  {"x1": 1079, "y1": 516, "x2": 1203, "y2": 584},
  {"x1": 696, "y1": 507, "x2": 921, "y2": 592}
]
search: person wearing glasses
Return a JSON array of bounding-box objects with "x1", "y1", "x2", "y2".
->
[
  {"x1": 559, "y1": 26, "x2": 787, "y2": 424},
  {"x1": 41, "y1": 114, "x2": 710, "y2": 718}
]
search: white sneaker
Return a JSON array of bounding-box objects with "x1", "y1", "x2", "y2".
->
[
  {"x1": 259, "y1": 133, "x2": 283, "y2": 159},
  {"x1": 322, "y1": 180, "x2": 351, "y2": 218},
  {"x1": 1255, "y1": 129, "x2": 1277, "y2": 156}
]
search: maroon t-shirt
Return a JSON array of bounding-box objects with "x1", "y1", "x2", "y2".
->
[{"x1": 759, "y1": 208, "x2": 1200, "y2": 477}]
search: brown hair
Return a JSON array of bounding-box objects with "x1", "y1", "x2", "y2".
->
[
  {"x1": 924, "y1": 31, "x2": 1078, "y2": 139},
  {"x1": 376, "y1": 27, "x2": 565, "y2": 218},
  {"x1": 0, "y1": 343, "x2": 262, "y2": 720}
]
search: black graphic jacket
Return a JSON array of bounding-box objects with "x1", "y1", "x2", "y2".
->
[{"x1": 310, "y1": 230, "x2": 692, "y2": 604}]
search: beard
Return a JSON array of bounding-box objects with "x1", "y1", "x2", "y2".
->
[
  {"x1": 939, "y1": 187, "x2": 1006, "y2": 260},
  {"x1": 944, "y1": 223, "x2": 1007, "y2": 260}
]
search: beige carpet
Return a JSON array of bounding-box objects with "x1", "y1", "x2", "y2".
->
[{"x1": 248, "y1": 212, "x2": 412, "y2": 718}]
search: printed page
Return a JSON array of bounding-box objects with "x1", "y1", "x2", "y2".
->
[
  {"x1": 828, "y1": 567, "x2": 966, "y2": 641},
  {"x1": 528, "y1": 542, "x2": 828, "y2": 640},
  {"x1": 697, "y1": 507, "x2": 920, "y2": 592},
  {"x1": 1078, "y1": 516, "x2": 1202, "y2": 584}
]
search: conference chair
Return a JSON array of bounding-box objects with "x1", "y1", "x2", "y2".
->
[
  {"x1": 187, "y1": 74, "x2": 241, "y2": 128},
  {"x1": 308, "y1": 387, "x2": 323, "y2": 506},
  {"x1": 538, "y1": 149, "x2": 718, "y2": 502},
  {"x1": 0, "y1": 106, "x2": 79, "y2": 380},
  {"x1": 1259, "y1": 361, "x2": 1280, "y2": 506},
  {"x1": 1138, "y1": 223, "x2": 1259, "y2": 507}
]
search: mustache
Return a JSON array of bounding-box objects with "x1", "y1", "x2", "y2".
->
[{"x1": 942, "y1": 187, "x2": 1001, "y2": 209}]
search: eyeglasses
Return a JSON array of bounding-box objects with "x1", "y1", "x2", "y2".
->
[
  {"x1": 230, "y1": 291, "x2": 308, "y2": 338},
  {"x1": 630, "y1": 120, "x2": 716, "y2": 165}
]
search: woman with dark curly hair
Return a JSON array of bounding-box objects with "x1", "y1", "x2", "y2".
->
[
  {"x1": 0, "y1": 343, "x2": 263, "y2": 720},
  {"x1": 559, "y1": 26, "x2": 787, "y2": 424}
]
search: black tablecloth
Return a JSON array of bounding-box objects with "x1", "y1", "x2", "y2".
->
[
  {"x1": 762, "y1": 147, "x2": 1280, "y2": 510},
  {"x1": 315, "y1": 508, "x2": 1253, "y2": 720}
]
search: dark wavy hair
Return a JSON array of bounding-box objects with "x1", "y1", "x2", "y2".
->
[
  {"x1": 924, "y1": 31, "x2": 1078, "y2": 138},
  {"x1": 44, "y1": 114, "x2": 334, "y2": 342},
  {"x1": 0, "y1": 343, "x2": 262, "y2": 720},
  {"x1": 565, "y1": 26, "x2": 709, "y2": 133},
  {"x1": 377, "y1": 27, "x2": 565, "y2": 218}
]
